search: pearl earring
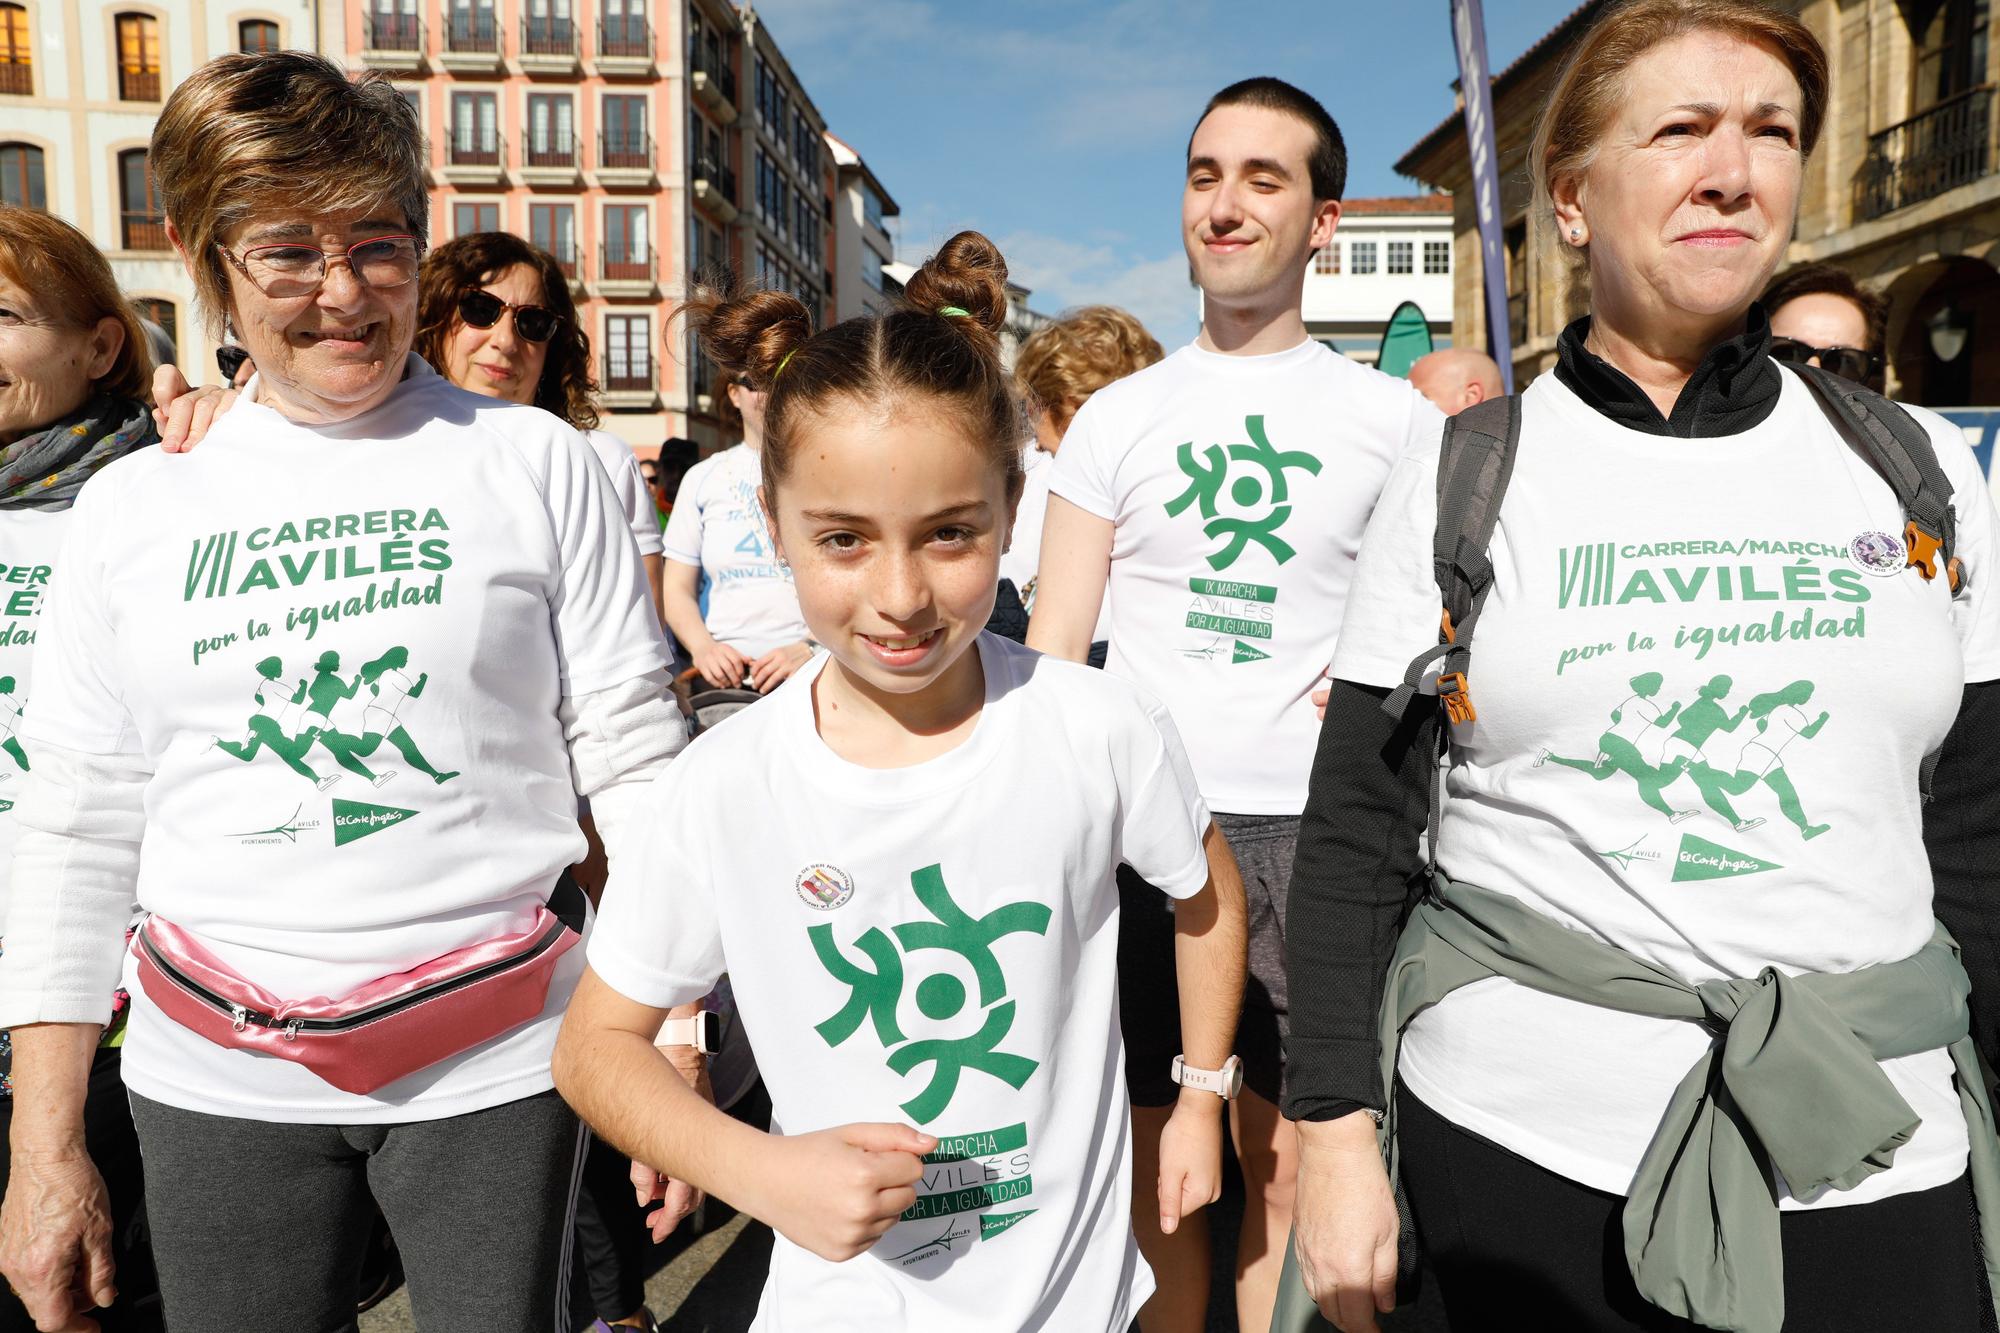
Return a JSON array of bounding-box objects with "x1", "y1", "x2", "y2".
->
[{"x1": 1570, "y1": 228, "x2": 1582, "y2": 241}]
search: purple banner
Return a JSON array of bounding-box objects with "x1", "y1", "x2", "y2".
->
[{"x1": 1450, "y1": 0, "x2": 1514, "y2": 392}]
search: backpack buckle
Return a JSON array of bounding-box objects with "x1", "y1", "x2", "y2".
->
[
  {"x1": 1905, "y1": 521, "x2": 1945, "y2": 582},
  {"x1": 1437, "y1": 672, "x2": 1476, "y2": 725}
]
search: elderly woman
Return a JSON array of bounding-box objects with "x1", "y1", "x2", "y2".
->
[
  {"x1": 0, "y1": 206, "x2": 161, "y2": 1332},
  {"x1": 1284, "y1": 3, "x2": 2000, "y2": 1331},
  {"x1": 0, "y1": 53, "x2": 684, "y2": 1333}
]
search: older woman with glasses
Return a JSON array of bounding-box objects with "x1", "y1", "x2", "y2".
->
[{"x1": 0, "y1": 53, "x2": 683, "y2": 1333}]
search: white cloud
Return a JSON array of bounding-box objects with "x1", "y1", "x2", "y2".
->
[{"x1": 997, "y1": 231, "x2": 1197, "y2": 347}]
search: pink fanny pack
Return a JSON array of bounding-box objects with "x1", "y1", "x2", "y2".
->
[{"x1": 132, "y1": 908, "x2": 580, "y2": 1095}]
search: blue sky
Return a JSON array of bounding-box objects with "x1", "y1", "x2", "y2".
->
[{"x1": 753, "y1": 0, "x2": 1583, "y2": 346}]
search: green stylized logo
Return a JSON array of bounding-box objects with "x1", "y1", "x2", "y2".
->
[
  {"x1": 809, "y1": 864, "x2": 1050, "y2": 1124},
  {"x1": 331, "y1": 798, "x2": 417, "y2": 847},
  {"x1": 1671, "y1": 833, "x2": 1783, "y2": 882},
  {"x1": 1164, "y1": 414, "x2": 1322, "y2": 570}
]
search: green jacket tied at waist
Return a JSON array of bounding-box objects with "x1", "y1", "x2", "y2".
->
[{"x1": 1273, "y1": 874, "x2": 2000, "y2": 1333}]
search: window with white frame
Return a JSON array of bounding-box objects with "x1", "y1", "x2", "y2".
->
[
  {"x1": 1387, "y1": 240, "x2": 1413, "y2": 275},
  {"x1": 452, "y1": 200, "x2": 499, "y2": 235},
  {"x1": 1424, "y1": 240, "x2": 1451, "y2": 275},
  {"x1": 603, "y1": 313, "x2": 650, "y2": 390},
  {"x1": 1350, "y1": 240, "x2": 1377, "y2": 274},
  {"x1": 1314, "y1": 243, "x2": 1340, "y2": 275}
]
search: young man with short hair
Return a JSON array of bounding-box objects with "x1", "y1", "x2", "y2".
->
[{"x1": 1028, "y1": 76, "x2": 1444, "y2": 1333}]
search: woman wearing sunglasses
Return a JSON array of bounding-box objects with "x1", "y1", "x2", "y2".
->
[
  {"x1": 0, "y1": 54, "x2": 685, "y2": 1331},
  {"x1": 1763, "y1": 262, "x2": 1888, "y2": 392},
  {"x1": 417, "y1": 233, "x2": 665, "y2": 624}
]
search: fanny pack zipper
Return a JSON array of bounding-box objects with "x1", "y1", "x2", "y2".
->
[{"x1": 137, "y1": 922, "x2": 565, "y2": 1041}]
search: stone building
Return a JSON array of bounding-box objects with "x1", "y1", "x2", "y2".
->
[{"x1": 1395, "y1": 0, "x2": 1997, "y2": 405}]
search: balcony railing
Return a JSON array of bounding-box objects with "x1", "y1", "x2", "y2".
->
[
  {"x1": 122, "y1": 213, "x2": 167, "y2": 251},
  {"x1": 118, "y1": 66, "x2": 160, "y2": 101},
  {"x1": 539, "y1": 241, "x2": 581, "y2": 280},
  {"x1": 694, "y1": 58, "x2": 736, "y2": 103},
  {"x1": 597, "y1": 16, "x2": 650, "y2": 60},
  {"x1": 1860, "y1": 85, "x2": 1995, "y2": 221},
  {"x1": 364, "y1": 12, "x2": 423, "y2": 51},
  {"x1": 693, "y1": 157, "x2": 736, "y2": 203},
  {"x1": 0, "y1": 62, "x2": 30, "y2": 95},
  {"x1": 598, "y1": 131, "x2": 652, "y2": 172},
  {"x1": 447, "y1": 130, "x2": 503, "y2": 167},
  {"x1": 445, "y1": 11, "x2": 500, "y2": 54},
  {"x1": 602, "y1": 354, "x2": 655, "y2": 393},
  {"x1": 525, "y1": 135, "x2": 579, "y2": 170},
  {"x1": 600, "y1": 251, "x2": 654, "y2": 284},
  {"x1": 521, "y1": 15, "x2": 576, "y2": 57}
]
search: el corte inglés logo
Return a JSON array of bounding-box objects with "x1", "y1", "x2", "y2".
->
[{"x1": 331, "y1": 798, "x2": 417, "y2": 847}]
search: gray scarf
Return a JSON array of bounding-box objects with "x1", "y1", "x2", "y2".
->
[{"x1": 0, "y1": 394, "x2": 156, "y2": 511}]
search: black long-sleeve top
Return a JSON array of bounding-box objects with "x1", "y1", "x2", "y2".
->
[{"x1": 1283, "y1": 314, "x2": 2000, "y2": 1122}]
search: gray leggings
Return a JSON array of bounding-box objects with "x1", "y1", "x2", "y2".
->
[{"x1": 129, "y1": 1088, "x2": 584, "y2": 1333}]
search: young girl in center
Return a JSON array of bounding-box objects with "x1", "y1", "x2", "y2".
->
[{"x1": 554, "y1": 232, "x2": 1248, "y2": 1330}]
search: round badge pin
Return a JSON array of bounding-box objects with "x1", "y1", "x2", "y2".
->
[
  {"x1": 1849, "y1": 530, "x2": 1906, "y2": 578},
  {"x1": 795, "y1": 863, "x2": 855, "y2": 911}
]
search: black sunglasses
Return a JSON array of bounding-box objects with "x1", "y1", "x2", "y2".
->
[
  {"x1": 1769, "y1": 336, "x2": 1881, "y2": 384},
  {"x1": 458, "y1": 290, "x2": 561, "y2": 343}
]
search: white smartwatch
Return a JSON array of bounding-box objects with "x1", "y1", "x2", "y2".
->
[
  {"x1": 1170, "y1": 1054, "x2": 1244, "y2": 1100},
  {"x1": 654, "y1": 1012, "x2": 721, "y2": 1056}
]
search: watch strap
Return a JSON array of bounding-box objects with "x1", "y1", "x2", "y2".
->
[{"x1": 655, "y1": 1012, "x2": 719, "y2": 1056}]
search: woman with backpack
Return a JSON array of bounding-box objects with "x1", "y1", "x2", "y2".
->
[{"x1": 1282, "y1": 3, "x2": 2000, "y2": 1331}]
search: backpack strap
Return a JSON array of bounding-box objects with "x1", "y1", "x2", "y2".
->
[
  {"x1": 1793, "y1": 363, "x2": 1961, "y2": 590},
  {"x1": 1793, "y1": 363, "x2": 1963, "y2": 801},
  {"x1": 1383, "y1": 395, "x2": 1523, "y2": 724},
  {"x1": 1384, "y1": 394, "x2": 1523, "y2": 894}
]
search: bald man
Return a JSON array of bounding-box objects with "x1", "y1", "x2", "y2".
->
[{"x1": 1408, "y1": 346, "x2": 1504, "y2": 415}]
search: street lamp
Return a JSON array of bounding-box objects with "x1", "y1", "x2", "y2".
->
[{"x1": 1927, "y1": 302, "x2": 1970, "y2": 364}]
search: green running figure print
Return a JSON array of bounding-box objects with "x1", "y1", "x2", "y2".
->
[
  {"x1": 1537, "y1": 674, "x2": 1832, "y2": 841},
  {"x1": 1536, "y1": 672, "x2": 1700, "y2": 822},
  {"x1": 211, "y1": 655, "x2": 340, "y2": 790},
  {"x1": 212, "y1": 647, "x2": 458, "y2": 791},
  {"x1": 1682, "y1": 680, "x2": 1831, "y2": 839},
  {"x1": 0, "y1": 676, "x2": 28, "y2": 775}
]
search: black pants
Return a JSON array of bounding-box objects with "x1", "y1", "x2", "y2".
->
[
  {"x1": 0, "y1": 1050, "x2": 162, "y2": 1333},
  {"x1": 1397, "y1": 1081, "x2": 1989, "y2": 1331},
  {"x1": 569, "y1": 1132, "x2": 650, "y2": 1323},
  {"x1": 130, "y1": 1087, "x2": 583, "y2": 1333}
]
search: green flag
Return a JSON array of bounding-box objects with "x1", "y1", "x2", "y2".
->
[{"x1": 1376, "y1": 301, "x2": 1435, "y2": 378}]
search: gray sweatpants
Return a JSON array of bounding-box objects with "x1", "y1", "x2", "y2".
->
[{"x1": 129, "y1": 1088, "x2": 584, "y2": 1333}]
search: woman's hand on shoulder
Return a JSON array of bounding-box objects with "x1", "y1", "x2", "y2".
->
[
  {"x1": 151, "y1": 361, "x2": 245, "y2": 454},
  {"x1": 1294, "y1": 1112, "x2": 1399, "y2": 1331}
]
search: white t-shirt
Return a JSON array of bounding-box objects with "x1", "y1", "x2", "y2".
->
[
  {"x1": 1050, "y1": 338, "x2": 1444, "y2": 812},
  {"x1": 582, "y1": 429, "x2": 664, "y2": 560},
  {"x1": 1007, "y1": 444, "x2": 1113, "y2": 642},
  {"x1": 999, "y1": 443, "x2": 1049, "y2": 608},
  {"x1": 661, "y1": 442, "x2": 808, "y2": 657},
  {"x1": 0, "y1": 509, "x2": 65, "y2": 921},
  {"x1": 1334, "y1": 366, "x2": 2000, "y2": 1208},
  {"x1": 23, "y1": 357, "x2": 669, "y2": 1123},
  {"x1": 590, "y1": 633, "x2": 1211, "y2": 1330}
]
